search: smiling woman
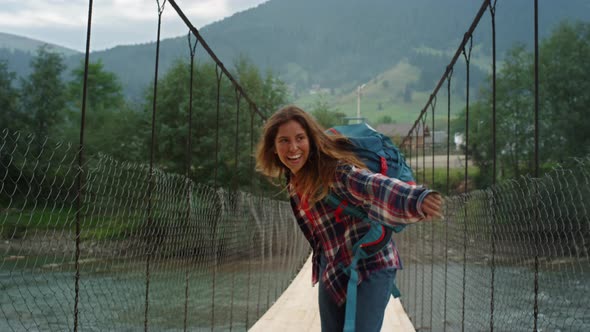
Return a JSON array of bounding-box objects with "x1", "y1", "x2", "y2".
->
[
  {"x1": 274, "y1": 120, "x2": 310, "y2": 174},
  {"x1": 255, "y1": 105, "x2": 442, "y2": 332}
]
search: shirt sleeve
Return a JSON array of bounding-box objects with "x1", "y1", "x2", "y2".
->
[{"x1": 334, "y1": 164, "x2": 433, "y2": 225}]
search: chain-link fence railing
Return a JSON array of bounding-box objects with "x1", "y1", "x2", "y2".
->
[
  {"x1": 397, "y1": 157, "x2": 590, "y2": 332},
  {"x1": 0, "y1": 129, "x2": 310, "y2": 331}
]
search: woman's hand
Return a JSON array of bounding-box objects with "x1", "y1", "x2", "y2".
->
[{"x1": 422, "y1": 192, "x2": 443, "y2": 220}]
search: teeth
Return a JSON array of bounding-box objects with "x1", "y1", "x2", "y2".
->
[{"x1": 288, "y1": 154, "x2": 301, "y2": 160}]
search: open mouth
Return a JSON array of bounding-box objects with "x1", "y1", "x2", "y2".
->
[{"x1": 287, "y1": 154, "x2": 302, "y2": 161}]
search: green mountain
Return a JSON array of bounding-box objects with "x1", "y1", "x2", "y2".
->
[
  {"x1": 0, "y1": 32, "x2": 79, "y2": 55},
  {"x1": 1, "y1": 0, "x2": 588, "y2": 106},
  {"x1": 0, "y1": 32, "x2": 81, "y2": 79},
  {"x1": 193, "y1": 0, "x2": 589, "y2": 92}
]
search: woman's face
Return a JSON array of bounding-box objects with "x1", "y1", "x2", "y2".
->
[{"x1": 274, "y1": 120, "x2": 310, "y2": 174}]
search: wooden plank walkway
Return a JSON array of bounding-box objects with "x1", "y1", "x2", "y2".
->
[{"x1": 249, "y1": 255, "x2": 415, "y2": 332}]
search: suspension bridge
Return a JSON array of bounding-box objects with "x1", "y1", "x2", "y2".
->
[{"x1": 1, "y1": 0, "x2": 589, "y2": 331}]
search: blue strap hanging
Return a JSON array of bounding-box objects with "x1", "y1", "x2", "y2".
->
[
  {"x1": 341, "y1": 220, "x2": 384, "y2": 332},
  {"x1": 325, "y1": 193, "x2": 404, "y2": 332}
]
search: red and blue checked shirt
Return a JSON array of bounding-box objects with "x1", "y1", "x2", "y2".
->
[{"x1": 288, "y1": 163, "x2": 433, "y2": 306}]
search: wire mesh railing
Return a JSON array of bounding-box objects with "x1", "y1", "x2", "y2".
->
[
  {"x1": 3, "y1": 0, "x2": 590, "y2": 330},
  {"x1": 396, "y1": 158, "x2": 590, "y2": 331},
  {"x1": 398, "y1": 0, "x2": 590, "y2": 331},
  {"x1": 0, "y1": 129, "x2": 310, "y2": 331},
  {"x1": 0, "y1": 0, "x2": 307, "y2": 330}
]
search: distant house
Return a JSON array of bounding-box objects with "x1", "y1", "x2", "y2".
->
[
  {"x1": 454, "y1": 132, "x2": 465, "y2": 151},
  {"x1": 375, "y1": 123, "x2": 421, "y2": 149},
  {"x1": 375, "y1": 124, "x2": 446, "y2": 150},
  {"x1": 309, "y1": 84, "x2": 330, "y2": 95},
  {"x1": 375, "y1": 124, "x2": 415, "y2": 138},
  {"x1": 430, "y1": 130, "x2": 448, "y2": 147}
]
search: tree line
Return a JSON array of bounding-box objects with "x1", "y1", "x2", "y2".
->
[
  {"x1": 453, "y1": 21, "x2": 590, "y2": 188},
  {"x1": 0, "y1": 46, "x2": 289, "y2": 198},
  {"x1": 2, "y1": 20, "x2": 588, "y2": 197}
]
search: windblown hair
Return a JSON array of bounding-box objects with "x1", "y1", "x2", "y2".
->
[{"x1": 255, "y1": 105, "x2": 365, "y2": 204}]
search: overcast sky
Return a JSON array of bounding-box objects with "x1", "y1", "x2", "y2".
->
[{"x1": 0, "y1": 0, "x2": 269, "y2": 52}]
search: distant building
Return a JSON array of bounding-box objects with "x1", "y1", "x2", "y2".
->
[
  {"x1": 375, "y1": 124, "x2": 447, "y2": 150},
  {"x1": 309, "y1": 84, "x2": 330, "y2": 95},
  {"x1": 375, "y1": 124, "x2": 414, "y2": 138},
  {"x1": 429, "y1": 130, "x2": 448, "y2": 147},
  {"x1": 454, "y1": 132, "x2": 465, "y2": 151},
  {"x1": 376, "y1": 124, "x2": 421, "y2": 149}
]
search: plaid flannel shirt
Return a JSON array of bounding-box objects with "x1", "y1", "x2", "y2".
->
[{"x1": 288, "y1": 164, "x2": 433, "y2": 306}]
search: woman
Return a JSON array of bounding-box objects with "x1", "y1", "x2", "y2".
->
[{"x1": 255, "y1": 105, "x2": 442, "y2": 331}]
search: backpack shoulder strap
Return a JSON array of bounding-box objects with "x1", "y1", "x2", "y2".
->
[
  {"x1": 325, "y1": 192, "x2": 406, "y2": 233},
  {"x1": 325, "y1": 191, "x2": 405, "y2": 332}
]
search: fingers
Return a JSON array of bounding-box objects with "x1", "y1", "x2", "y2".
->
[{"x1": 422, "y1": 193, "x2": 444, "y2": 220}]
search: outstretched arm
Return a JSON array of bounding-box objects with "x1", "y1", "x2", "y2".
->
[{"x1": 335, "y1": 165, "x2": 442, "y2": 225}]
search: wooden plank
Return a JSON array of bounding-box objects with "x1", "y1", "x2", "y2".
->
[{"x1": 249, "y1": 255, "x2": 415, "y2": 332}]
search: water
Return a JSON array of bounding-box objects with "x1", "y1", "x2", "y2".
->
[
  {"x1": 1, "y1": 255, "x2": 295, "y2": 332},
  {"x1": 4, "y1": 256, "x2": 587, "y2": 331},
  {"x1": 398, "y1": 262, "x2": 590, "y2": 332}
]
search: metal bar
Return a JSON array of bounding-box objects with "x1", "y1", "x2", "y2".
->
[
  {"x1": 401, "y1": 0, "x2": 491, "y2": 146},
  {"x1": 73, "y1": 0, "x2": 94, "y2": 330},
  {"x1": 489, "y1": 2, "x2": 498, "y2": 330},
  {"x1": 214, "y1": 67, "x2": 222, "y2": 187},
  {"x1": 166, "y1": 0, "x2": 267, "y2": 121},
  {"x1": 183, "y1": 31, "x2": 198, "y2": 332},
  {"x1": 461, "y1": 35, "x2": 473, "y2": 332},
  {"x1": 145, "y1": 2, "x2": 166, "y2": 330},
  {"x1": 533, "y1": 0, "x2": 540, "y2": 330},
  {"x1": 444, "y1": 69, "x2": 453, "y2": 332}
]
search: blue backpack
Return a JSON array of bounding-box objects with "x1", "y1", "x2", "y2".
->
[{"x1": 325, "y1": 122, "x2": 415, "y2": 332}]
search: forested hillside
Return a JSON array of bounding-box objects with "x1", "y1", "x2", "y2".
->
[
  {"x1": 1, "y1": 0, "x2": 588, "y2": 101},
  {"x1": 1, "y1": 2, "x2": 589, "y2": 189},
  {"x1": 0, "y1": 32, "x2": 80, "y2": 80}
]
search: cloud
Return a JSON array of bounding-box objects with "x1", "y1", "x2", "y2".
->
[
  {"x1": 0, "y1": 0, "x2": 268, "y2": 51},
  {"x1": 0, "y1": 1, "x2": 87, "y2": 28},
  {"x1": 101, "y1": 0, "x2": 229, "y2": 22},
  {"x1": 0, "y1": 0, "x2": 229, "y2": 27}
]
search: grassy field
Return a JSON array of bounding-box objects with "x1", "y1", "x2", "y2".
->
[
  {"x1": 1, "y1": 206, "x2": 143, "y2": 241},
  {"x1": 293, "y1": 59, "x2": 468, "y2": 126}
]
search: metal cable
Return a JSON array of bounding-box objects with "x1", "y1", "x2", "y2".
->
[
  {"x1": 489, "y1": 1, "x2": 498, "y2": 330},
  {"x1": 73, "y1": 0, "x2": 94, "y2": 330},
  {"x1": 461, "y1": 33, "x2": 473, "y2": 332}
]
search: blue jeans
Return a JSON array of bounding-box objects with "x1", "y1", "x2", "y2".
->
[{"x1": 318, "y1": 253, "x2": 396, "y2": 332}]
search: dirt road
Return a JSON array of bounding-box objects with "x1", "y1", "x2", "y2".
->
[{"x1": 406, "y1": 154, "x2": 472, "y2": 169}]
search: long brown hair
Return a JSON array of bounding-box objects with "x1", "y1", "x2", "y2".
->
[{"x1": 255, "y1": 105, "x2": 365, "y2": 204}]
